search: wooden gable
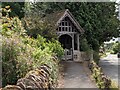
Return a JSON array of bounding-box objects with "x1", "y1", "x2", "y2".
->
[
  {"x1": 57, "y1": 16, "x2": 78, "y2": 33},
  {"x1": 56, "y1": 9, "x2": 84, "y2": 33},
  {"x1": 44, "y1": 9, "x2": 84, "y2": 33}
]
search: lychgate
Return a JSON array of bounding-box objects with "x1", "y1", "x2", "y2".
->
[{"x1": 45, "y1": 9, "x2": 84, "y2": 62}]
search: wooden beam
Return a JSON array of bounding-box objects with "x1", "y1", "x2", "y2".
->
[
  {"x1": 77, "y1": 34, "x2": 80, "y2": 50},
  {"x1": 72, "y1": 34, "x2": 74, "y2": 60},
  {"x1": 57, "y1": 31, "x2": 77, "y2": 34}
]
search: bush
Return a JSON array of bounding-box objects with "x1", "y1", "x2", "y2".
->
[
  {"x1": 2, "y1": 35, "x2": 33, "y2": 87},
  {"x1": 2, "y1": 6, "x2": 63, "y2": 87},
  {"x1": 93, "y1": 51, "x2": 100, "y2": 64},
  {"x1": 112, "y1": 42, "x2": 120, "y2": 54},
  {"x1": 22, "y1": 11, "x2": 57, "y2": 40},
  {"x1": 110, "y1": 80, "x2": 119, "y2": 90},
  {"x1": 2, "y1": 7, "x2": 34, "y2": 87},
  {"x1": 2, "y1": 37, "x2": 19, "y2": 86},
  {"x1": 2, "y1": 33, "x2": 63, "y2": 87},
  {"x1": 2, "y1": 13, "x2": 26, "y2": 37},
  {"x1": 80, "y1": 38, "x2": 91, "y2": 51},
  {"x1": 89, "y1": 61, "x2": 111, "y2": 89},
  {"x1": 47, "y1": 39, "x2": 64, "y2": 58}
]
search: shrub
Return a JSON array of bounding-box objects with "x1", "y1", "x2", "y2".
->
[
  {"x1": 22, "y1": 11, "x2": 57, "y2": 40},
  {"x1": 110, "y1": 80, "x2": 119, "y2": 90},
  {"x1": 93, "y1": 51, "x2": 100, "y2": 64},
  {"x1": 2, "y1": 34, "x2": 63, "y2": 87},
  {"x1": 112, "y1": 42, "x2": 120, "y2": 54},
  {"x1": 47, "y1": 39, "x2": 64, "y2": 58},
  {"x1": 2, "y1": 6, "x2": 63, "y2": 87},
  {"x1": 2, "y1": 37, "x2": 19, "y2": 86},
  {"x1": 2, "y1": 35, "x2": 32, "y2": 87},
  {"x1": 89, "y1": 61, "x2": 112, "y2": 89},
  {"x1": 80, "y1": 38, "x2": 91, "y2": 51},
  {"x1": 2, "y1": 7, "x2": 34, "y2": 87}
]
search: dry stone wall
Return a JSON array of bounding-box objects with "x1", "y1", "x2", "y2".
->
[{"x1": 2, "y1": 64, "x2": 54, "y2": 90}]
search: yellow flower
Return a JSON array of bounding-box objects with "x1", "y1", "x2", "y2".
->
[
  {"x1": 2, "y1": 8, "x2": 6, "y2": 12},
  {"x1": 7, "y1": 9, "x2": 11, "y2": 12},
  {"x1": 7, "y1": 18, "x2": 10, "y2": 21},
  {"x1": 5, "y1": 6, "x2": 10, "y2": 9}
]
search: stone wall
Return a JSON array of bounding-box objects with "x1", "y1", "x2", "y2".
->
[
  {"x1": 2, "y1": 64, "x2": 54, "y2": 90},
  {"x1": 72, "y1": 51, "x2": 93, "y2": 62},
  {"x1": 73, "y1": 50, "x2": 81, "y2": 62}
]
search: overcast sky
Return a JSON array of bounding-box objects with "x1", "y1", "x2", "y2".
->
[{"x1": 116, "y1": 0, "x2": 120, "y2": 3}]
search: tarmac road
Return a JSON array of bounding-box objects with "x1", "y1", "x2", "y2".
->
[{"x1": 99, "y1": 54, "x2": 119, "y2": 85}]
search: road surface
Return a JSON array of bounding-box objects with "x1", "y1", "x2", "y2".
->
[{"x1": 99, "y1": 54, "x2": 119, "y2": 85}]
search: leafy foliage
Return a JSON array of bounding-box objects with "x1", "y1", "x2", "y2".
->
[
  {"x1": 46, "y1": 39, "x2": 64, "y2": 58},
  {"x1": 80, "y1": 37, "x2": 91, "y2": 51},
  {"x1": 2, "y1": 6, "x2": 26, "y2": 37},
  {"x1": 28, "y1": 2, "x2": 120, "y2": 51},
  {"x1": 2, "y1": 35, "x2": 33, "y2": 86},
  {"x1": 90, "y1": 61, "x2": 111, "y2": 89},
  {"x1": 93, "y1": 51, "x2": 100, "y2": 64},
  {"x1": 2, "y1": 6, "x2": 63, "y2": 87},
  {"x1": 111, "y1": 42, "x2": 120, "y2": 54},
  {"x1": 22, "y1": 3, "x2": 57, "y2": 40},
  {"x1": 2, "y1": 2, "x2": 25, "y2": 19}
]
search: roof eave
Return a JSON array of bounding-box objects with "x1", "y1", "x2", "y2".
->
[
  {"x1": 66, "y1": 9, "x2": 84, "y2": 33},
  {"x1": 56, "y1": 9, "x2": 85, "y2": 33}
]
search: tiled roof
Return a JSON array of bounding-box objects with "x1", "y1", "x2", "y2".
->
[{"x1": 44, "y1": 9, "x2": 66, "y2": 29}]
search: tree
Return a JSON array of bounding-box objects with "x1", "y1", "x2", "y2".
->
[
  {"x1": 2, "y1": 2, "x2": 25, "y2": 19},
  {"x1": 112, "y1": 42, "x2": 120, "y2": 54},
  {"x1": 22, "y1": 2, "x2": 57, "y2": 40},
  {"x1": 28, "y1": 2, "x2": 119, "y2": 51}
]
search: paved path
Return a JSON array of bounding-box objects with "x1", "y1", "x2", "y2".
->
[
  {"x1": 99, "y1": 54, "x2": 119, "y2": 85},
  {"x1": 61, "y1": 61, "x2": 97, "y2": 88}
]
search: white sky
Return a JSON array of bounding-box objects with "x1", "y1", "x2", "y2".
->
[
  {"x1": 104, "y1": 38, "x2": 120, "y2": 44},
  {"x1": 116, "y1": 0, "x2": 120, "y2": 3}
]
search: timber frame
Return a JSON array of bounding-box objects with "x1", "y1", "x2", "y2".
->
[{"x1": 45, "y1": 9, "x2": 84, "y2": 61}]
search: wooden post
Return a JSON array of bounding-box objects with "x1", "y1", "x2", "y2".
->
[
  {"x1": 72, "y1": 34, "x2": 74, "y2": 61},
  {"x1": 77, "y1": 34, "x2": 80, "y2": 51},
  {"x1": 65, "y1": 48, "x2": 67, "y2": 61}
]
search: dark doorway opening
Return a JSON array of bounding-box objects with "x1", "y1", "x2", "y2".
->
[{"x1": 59, "y1": 34, "x2": 72, "y2": 49}]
